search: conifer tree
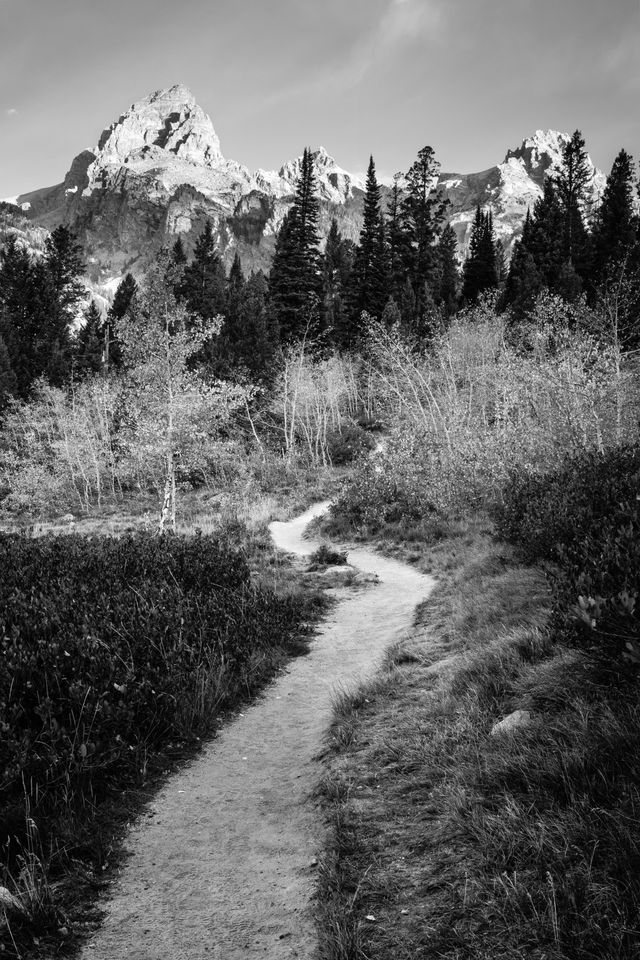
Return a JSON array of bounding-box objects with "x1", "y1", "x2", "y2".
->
[
  {"x1": 494, "y1": 240, "x2": 508, "y2": 286},
  {"x1": 462, "y1": 207, "x2": 497, "y2": 302},
  {"x1": 349, "y1": 156, "x2": 389, "y2": 328},
  {"x1": 269, "y1": 148, "x2": 322, "y2": 342},
  {"x1": 322, "y1": 219, "x2": 354, "y2": 347},
  {"x1": 591, "y1": 149, "x2": 638, "y2": 286},
  {"x1": 41, "y1": 224, "x2": 85, "y2": 384},
  {"x1": 387, "y1": 172, "x2": 410, "y2": 300},
  {"x1": 437, "y1": 223, "x2": 460, "y2": 315},
  {"x1": 75, "y1": 301, "x2": 104, "y2": 377},
  {"x1": 105, "y1": 273, "x2": 137, "y2": 370},
  {"x1": 0, "y1": 334, "x2": 16, "y2": 408},
  {"x1": 0, "y1": 235, "x2": 63, "y2": 394},
  {"x1": 527, "y1": 179, "x2": 564, "y2": 289},
  {"x1": 554, "y1": 129, "x2": 591, "y2": 273},
  {"x1": 234, "y1": 272, "x2": 276, "y2": 378},
  {"x1": 181, "y1": 219, "x2": 227, "y2": 322},
  {"x1": 381, "y1": 297, "x2": 402, "y2": 327},
  {"x1": 171, "y1": 235, "x2": 188, "y2": 266},
  {"x1": 504, "y1": 212, "x2": 543, "y2": 317},
  {"x1": 400, "y1": 146, "x2": 447, "y2": 331}
]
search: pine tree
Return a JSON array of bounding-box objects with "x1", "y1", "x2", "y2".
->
[
  {"x1": 462, "y1": 207, "x2": 497, "y2": 302},
  {"x1": 322, "y1": 220, "x2": 354, "y2": 347},
  {"x1": 0, "y1": 333, "x2": 17, "y2": 408},
  {"x1": 0, "y1": 235, "x2": 60, "y2": 395},
  {"x1": 504, "y1": 212, "x2": 543, "y2": 317},
  {"x1": 268, "y1": 148, "x2": 322, "y2": 342},
  {"x1": 171, "y1": 235, "x2": 188, "y2": 266},
  {"x1": 494, "y1": 240, "x2": 508, "y2": 286},
  {"x1": 591, "y1": 149, "x2": 638, "y2": 286},
  {"x1": 437, "y1": 223, "x2": 460, "y2": 315},
  {"x1": 75, "y1": 301, "x2": 104, "y2": 377},
  {"x1": 39, "y1": 224, "x2": 85, "y2": 385},
  {"x1": 528, "y1": 179, "x2": 564, "y2": 290},
  {"x1": 387, "y1": 172, "x2": 411, "y2": 300},
  {"x1": 105, "y1": 273, "x2": 137, "y2": 370},
  {"x1": 400, "y1": 146, "x2": 447, "y2": 331},
  {"x1": 181, "y1": 220, "x2": 227, "y2": 322},
  {"x1": 381, "y1": 297, "x2": 402, "y2": 327},
  {"x1": 234, "y1": 272, "x2": 277, "y2": 378},
  {"x1": 554, "y1": 129, "x2": 591, "y2": 273},
  {"x1": 349, "y1": 156, "x2": 389, "y2": 328}
]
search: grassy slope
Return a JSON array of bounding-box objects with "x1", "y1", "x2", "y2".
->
[{"x1": 317, "y1": 528, "x2": 640, "y2": 960}]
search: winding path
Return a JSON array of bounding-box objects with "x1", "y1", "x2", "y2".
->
[{"x1": 81, "y1": 503, "x2": 435, "y2": 960}]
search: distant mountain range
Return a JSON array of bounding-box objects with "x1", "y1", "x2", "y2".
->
[{"x1": 4, "y1": 84, "x2": 606, "y2": 293}]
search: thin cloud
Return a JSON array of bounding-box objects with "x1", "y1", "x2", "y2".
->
[
  {"x1": 6, "y1": 108, "x2": 19, "y2": 116},
  {"x1": 341, "y1": 0, "x2": 443, "y2": 88},
  {"x1": 261, "y1": 0, "x2": 443, "y2": 109}
]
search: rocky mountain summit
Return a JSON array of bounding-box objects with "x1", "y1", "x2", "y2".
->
[{"x1": 10, "y1": 85, "x2": 605, "y2": 286}]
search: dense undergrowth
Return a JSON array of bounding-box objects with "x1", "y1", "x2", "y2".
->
[
  {"x1": 497, "y1": 445, "x2": 640, "y2": 663},
  {"x1": 0, "y1": 528, "x2": 324, "y2": 957},
  {"x1": 312, "y1": 309, "x2": 640, "y2": 958}
]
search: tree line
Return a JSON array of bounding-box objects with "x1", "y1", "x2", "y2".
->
[{"x1": 2, "y1": 130, "x2": 640, "y2": 408}]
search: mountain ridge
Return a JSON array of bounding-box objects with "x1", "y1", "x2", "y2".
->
[{"x1": 5, "y1": 85, "x2": 606, "y2": 287}]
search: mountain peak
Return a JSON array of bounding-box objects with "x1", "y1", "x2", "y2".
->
[{"x1": 95, "y1": 83, "x2": 223, "y2": 169}]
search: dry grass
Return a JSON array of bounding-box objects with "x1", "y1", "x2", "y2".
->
[{"x1": 317, "y1": 532, "x2": 640, "y2": 960}]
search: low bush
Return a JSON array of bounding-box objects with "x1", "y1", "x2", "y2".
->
[
  {"x1": 496, "y1": 445, "x2": 640, "y2": 661},
  {"x1": 0, "y1": 531, "x2": 315, "y2": 890},
  {"x1": 308, "y1": 543, "x2": 348, "y2": 569}
]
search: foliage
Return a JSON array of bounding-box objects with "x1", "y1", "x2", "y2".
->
[
  {"x1": 329, "y1": 297, "x2": 640, "y2": 535},
  {"x1": 496, "y1": 445, "x2": 640, "y2": 661},
  {"x1": 0, "y1": 528, "x2": 319, "y2": 951},
  {"x1": 308, "y1": 543, "x2": 348, "y2": 568}
]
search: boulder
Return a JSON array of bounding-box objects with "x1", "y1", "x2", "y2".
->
[{"x1": 490, "y1": 709, "x2": 532, "y2": 737}]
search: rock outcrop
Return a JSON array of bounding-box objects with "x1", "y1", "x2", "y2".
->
[{"x1": 10, "y1": 85, "x2": 605, "y2": 287}]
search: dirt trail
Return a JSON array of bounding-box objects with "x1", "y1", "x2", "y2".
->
[{"x1": 81, "y1": 503, "x2": 435, "y2": 960}]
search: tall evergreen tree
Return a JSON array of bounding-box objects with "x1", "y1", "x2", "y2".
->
[
  {"x1": 503, "y1": 211, "x2": 543, "y2": 317},
  {"x1": 0, "y1": 333, "x2": 17, "y2": 408},
  {"x1": 400, "y1": 146, "x2": 447, "y2": 334},
  {"x1": 0, "y1": 235, "x2": 65, "y2": 394},
  {"x1": 234, "y1": 272, "x2": 277, "y2": 378},
  {"x1": 181, "y1": 220, "x2": 227, "y2": 322},
  {"x1": 554, "y1": 129, "x2": 591, "y2": 273},
  {"x1": 268, "y1": 148, "x2": 322, "y2": 342},
  {"x1": 503, "y1": 180, "x2": 565, "y2": 316},
  {"x1": 437, "y1": 223, "x2": 460, "y2": 315},
  {"x1": 171, "y1": 235, "x2": 188, "y2": 266},
  {"x1": 105, "y1": 273, "x2": 137, "y2": 370},
  {"x1": 462, "y1": 207, "x2": 497, "y2": 302},
  {"x1": 41, "y1": 224, "x2": 85, "y2": 384},
  {"x1": 387, "y1": 172, "x2": 411, "y2": 301},
  {"x1": 75, "y1": 301, "x2": 104, "y2": 377},
  {"x1": 591, "y1": 149, "x2": 638, "y2": 286},
  {"x1": 349, "y1": 156, "x2": 389, "y2": 328},
  {"x1": 322, "y1": 219, "x2": 355, "y2": 347}
]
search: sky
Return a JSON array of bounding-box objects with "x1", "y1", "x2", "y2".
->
[{"x1": 1, "y1": 0, "x2": 639, "y2": 197}]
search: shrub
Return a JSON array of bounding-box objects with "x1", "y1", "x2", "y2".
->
[
  {"x1": 326, "y1": 423, "x2": 376, "y2": 466},
  {"x1": 308, "y1": 543, "x2": 348, "y2": 568},
  {"x1": 496, "y1": 445, "x2": 640, "y2": 660},
  {"x1": 0, "y1": 531, "x2": 312, "y2": 856}
]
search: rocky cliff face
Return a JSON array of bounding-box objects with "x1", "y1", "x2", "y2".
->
[
  {"x1": 441, "y1": 130, "x2": 605, "y2": 253},
  {"x1": 11, "y1": 85, "x2": 605, "y2": 288}
]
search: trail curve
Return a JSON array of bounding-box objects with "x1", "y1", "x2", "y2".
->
[{"x1": 81, "y1": 502, "x2": 435, "y2": 960}]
